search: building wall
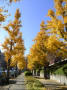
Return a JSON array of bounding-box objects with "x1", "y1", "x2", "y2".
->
[
  {"x1": 50, "y1": 74, "x2": 67, "y2": 85},
  {"x1": 0, "y1": 51, "x2": 7, "y2": 70}
]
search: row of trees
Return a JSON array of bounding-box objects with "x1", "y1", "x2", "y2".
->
[
  {"x1": 0, "y1": 0, "x2": 25, "y2": 83},
  {"x1": 27, "y1": 0, "x2": 67, "y2": 70}
]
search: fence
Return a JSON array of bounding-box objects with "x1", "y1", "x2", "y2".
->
[{"x1": 50, "y1": 74, "x2": 67, "y2": 85}]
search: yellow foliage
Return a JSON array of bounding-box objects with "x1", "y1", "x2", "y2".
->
[
  {"x1": 2, "y1": 9, "x2": 25, "y2": 70},
  {"x1": 9, "y1": 0, "x2": 20, "y2": 3},
  {"x1": 0, "y1": 14, "x2": 5, "y2": 22},
  {"x1": 40, "y1": 21, "x2": 45, "y2": 27},
  {"x1": 64, "y1": 16, "x2": 67, "y2": 24},
  {"x1": 28, "y1": 27, "x2": 49, "y2": 69},
  {"x1": 47, "y1": 10, "x2": 55, "y2": 17},
  {"x1": 0, "y1": 8, "x2": 3, "y2": 12},
  {"x1": 28, "y1": 0, "x2": 67, "y2": 70},
  {"x1": 15, "y1": 9, "x2": 21, "y2": 19},
  {"x1": 54, "y1": 0, "x2": 67, "y2": 16}
]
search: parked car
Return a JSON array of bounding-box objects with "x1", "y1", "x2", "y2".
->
[
  {"x1": 9, "y1": 69, "x2": 18, "y2": 78},
  {"x1": 0, "y1": 70, "x2": 2, "y2": 76}
]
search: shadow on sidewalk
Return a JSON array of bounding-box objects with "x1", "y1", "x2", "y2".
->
[
  {"x1": 35, "y1": 77, "x2": 67, "y2": 90},
  {"x1": 54, "y1": 88, "x2": 67, "y2": 90},
  {"x1": 0, "y1": 79, "x2": 16, "y2": 86},
  {"x1": 9, "y1": 79, "x2": 16, "y2": 84},
  {"x1": 45, "y1": 85, "x2": 67, "y2": 90}
]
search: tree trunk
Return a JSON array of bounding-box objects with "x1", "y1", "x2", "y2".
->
[{"x1": 65, "y1": 23, "x2": 67, "y2": 32}]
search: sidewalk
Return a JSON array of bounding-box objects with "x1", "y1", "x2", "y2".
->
[
  {"x1": 38, "y1": 78, "x2": 67, "y2": 90},
  {"x1": 0, "y1": 73, "x2": 26, "y2": 90}
]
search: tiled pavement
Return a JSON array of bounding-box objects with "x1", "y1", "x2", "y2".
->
[
  {"x1": 0, "y1": 73, "x2": 26, "y2": 90},
  {"x1": 38, "y1": 78, "x2": 67, "y2": 90}
]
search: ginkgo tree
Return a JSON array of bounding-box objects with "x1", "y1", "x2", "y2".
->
[
  {"x1": 54, "y1": 0, "x2": 67, "y2": 29},
  {"x1": 11, "y1": 32, "x2": 25, "y2": 70},
  {"x1": 0, "y1": 0, "x2": 21, "y2": 21},
  {"x1": 2, "y1": 9, "x2": 25, "y2": 82},
  {"x1": 28, "y1": 2, "x2": 67, "y2": 70},
  {"x1": 45, "y1": 0, "x2": 67, "y2": 60},
  {"x1": 28, "y1": 21, "x2": 49, "y2": 70},
  {"x1": 27, "y1": 0, "x2": 67, "y2": 79}
]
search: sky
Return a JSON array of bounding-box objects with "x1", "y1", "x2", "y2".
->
[{"x1": 0, "y1": 0, "x2": 54, "y2": 56}]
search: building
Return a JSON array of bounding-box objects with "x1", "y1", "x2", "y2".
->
[{"x1": 0, "y1": 50, "x2": 7, "y2": 71}]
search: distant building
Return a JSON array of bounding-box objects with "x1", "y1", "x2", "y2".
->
[
  {"x1": 49, "y1": 56, "x2": 62, "y2": 65},
  {"x1": 0, "y1": 50, "x2": 7, "y2": 71}
]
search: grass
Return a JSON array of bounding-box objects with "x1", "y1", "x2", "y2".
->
[
  {"x1": 53, "y1": 67, "x2": 65, "y2": 75},
  {"x1": 25, "y1": 76, "x2": 46, "y2": 90},
  {"x1": 52, "y1": 64, "x2": 67, "y2": 76}
]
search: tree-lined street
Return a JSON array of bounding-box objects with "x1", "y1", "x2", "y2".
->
[{"x1": 0, "y1": 0, "x2": 67, "y2": 89}]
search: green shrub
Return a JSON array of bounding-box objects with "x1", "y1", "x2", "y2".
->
[
  {"x1": 52, "y1": 64, "x2": 67, "y2": 76},
  {"x1": 25, "y1": 76, "x2": 45, "y2": 90},
  {"x1": 34, "y1": 80, "x2": 44, "y2": 87},
  {"x1": 24, "y1": 71, "x2": 32, "y2": 76},
  {"x1": 36, "y1": 69, "x2": 39, "y2": 72},
  {"x1": 40, "y1": 70, "x2": 44, "y2": 73}
]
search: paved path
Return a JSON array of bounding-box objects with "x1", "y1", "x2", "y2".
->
[
  {"x1": 38, "y1": 79, "x2": 67, "y2": 90},
  {"x1": 9, "y1": 73, "x2": 26, "y2": 90},
  {"x1": 0, "y1": 73, "x2": 26, "y2": 90}
]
